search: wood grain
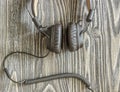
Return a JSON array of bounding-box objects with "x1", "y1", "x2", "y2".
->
[{"x1": 0, "y1": 0, "x2": 120, "y2": 92}]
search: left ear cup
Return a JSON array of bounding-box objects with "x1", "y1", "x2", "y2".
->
[
  {"x1": 46, "y1": 24, "x2": 62, "y2": 53},
  {"x1": 67, "y1": 22, "x2": 83, "y2": 51}
]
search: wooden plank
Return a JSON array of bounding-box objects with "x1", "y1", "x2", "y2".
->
[{"x1": 0, "y1": 0, "x2": 120, "y2": 92}]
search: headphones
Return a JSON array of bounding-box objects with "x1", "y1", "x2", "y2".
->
[
  {"x1": 28, "y1": 0, "x2": 95, "y2": 53},
  {"x1": 2, "y1": 0, "x2": 95, "y2": 91}
]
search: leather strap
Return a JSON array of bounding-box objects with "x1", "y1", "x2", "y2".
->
[
  {"x1": 86, "y1": 0, "x2": 92, "y2": 10},
  {"x1": 31, "y1": 0, "x2": 38, "y2": 17}
]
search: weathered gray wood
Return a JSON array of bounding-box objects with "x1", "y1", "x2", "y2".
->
[{"x1": 0, "y1": 0, "x2": 120, "y2": 92}]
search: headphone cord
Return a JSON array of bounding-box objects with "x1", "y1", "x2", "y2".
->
[{"x1": 2, "y1": 51, "x2": 93, "y2": 92}]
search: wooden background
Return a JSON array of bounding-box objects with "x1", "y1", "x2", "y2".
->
[{"x1": 0, "y1": 0, "x2": 120, "y2": 92}]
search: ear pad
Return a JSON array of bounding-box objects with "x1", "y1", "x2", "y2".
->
[
  {"x1": 67, "y1": 23, "x2": 83, "y2": 51},
  {"x1": 46, "y1": 24, "x2": 62, "y2": 53}
]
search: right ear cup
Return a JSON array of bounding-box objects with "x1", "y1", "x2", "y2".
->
[
  {"x1": 67, "y1": 22, "x2": 83, "y2": 51},
  {"x1": 46, "y1": 24, "x2": 62, "y2": 53}
]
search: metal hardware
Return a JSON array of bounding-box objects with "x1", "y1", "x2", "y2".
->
[{"x1": 26, "y1": 7, "x2": 49, "y2": 38}]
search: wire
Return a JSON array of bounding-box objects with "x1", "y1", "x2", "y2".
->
[
  {"x1": 2, "y1": 51, "x2": 93, "y2": 92},
  {"x1": 2, "y1": 51, "x2": 50, "y2": 83}
]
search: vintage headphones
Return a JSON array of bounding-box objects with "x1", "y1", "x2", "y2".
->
[
  {"x1": 29, "y1": 0, "x2": 95, "y2": 53},
  {"x1": 2, "y1": 0, "x2": 95, "y2": 91}
]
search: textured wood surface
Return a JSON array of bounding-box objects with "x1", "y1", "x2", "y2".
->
[{"x1": 0, "y1": 0, "x2": 120, "y2": 92}]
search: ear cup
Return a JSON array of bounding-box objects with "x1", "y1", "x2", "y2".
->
[
  {"x1": 67, "y1": 23, "x2": 83, "y2": 51},
  {"x1": 46, "y1": 24, "x2": 62, "y2": 53}
]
